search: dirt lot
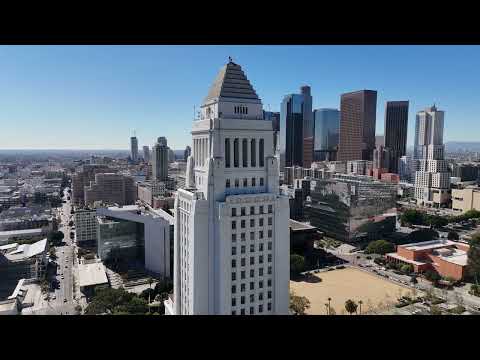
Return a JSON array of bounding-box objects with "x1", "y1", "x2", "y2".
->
[{"x1": 290, "y1": 267, "x2": 415, "y2": 315}]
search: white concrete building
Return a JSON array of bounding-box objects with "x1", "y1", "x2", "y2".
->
[
  {"x1": 164, "y1": 59, "x2": 290, "y2": 315},
  {"x1": 414, "y1": 105, "x2": 450, "y2": 207},
  {"x1": 74, "y1": 208, "x2": 98, "y2": 244}
]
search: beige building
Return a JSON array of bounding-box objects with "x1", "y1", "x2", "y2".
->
[
  {"x1": 452, "y1": 186, "x2": 480, "y2": 213},
  {"x1": 84, "y1": 173, "x2": 135, "y2": 207}
]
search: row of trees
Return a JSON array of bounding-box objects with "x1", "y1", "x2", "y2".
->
[
  {"x1": 84, "y1": 288, "x2": 149, "y2": 315},
  {"x1": 401, "y1": 209, "x2": 480, "y2": 229},
  {"x1": 364, "y1": 240, "x2": 395, "y2": 255}
]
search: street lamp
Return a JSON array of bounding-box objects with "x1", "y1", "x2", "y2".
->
[{"x1": 327, "y1": 297, "x2": 332, "y2": 315}]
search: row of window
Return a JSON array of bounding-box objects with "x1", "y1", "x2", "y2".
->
[
  {"x1": 226, "y1": 177, "x2": 265, "y2": 189},
  {"x1": 231, "y1": 230, "x2": 273, "y2": 242},
  {"x1": 232, "y1": 242, "x2": 273, "y2": 255},
  {"x1": 234, "y1": 105, "x2": 248, "y2": 115},
  {"x1": 225, "y1": 138, "x2": 265, "y2": 168},
  {"x1": 232, "y1": 266, "x2": 273, "y2": 282},
  {"x1": 231, "y1": 205, "x2": 273, "y2": 217},
  {"x1": 231, "y1": 254, "x2": 273, "y2": 268},
  {"x1": 231, "y1": 218, "x2": 273, "y2": 230},
  {"x1": 231, "y1": 303, "x2": 272, "y2": 315},
  {"x1": 231, "y1": 279, "x2": 273, "y2": 293}
]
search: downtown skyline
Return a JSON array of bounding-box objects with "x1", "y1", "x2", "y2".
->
[{"x1": 1, "y1": 45, "x2": 480, "y2": 150}]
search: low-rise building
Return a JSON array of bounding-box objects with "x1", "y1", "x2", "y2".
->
[
  {"x1": 386, "y1": 239, "x2": 469, "y2": 280},
  {"x1": 452, "y1": 186, "x2": 480, "y2": 213},
  {"x1": 78, "y1": 261, "x2": 109, "y2": 298},
  {"x1": 0, "y1": 228, "x2": 44, "y2": 245}
]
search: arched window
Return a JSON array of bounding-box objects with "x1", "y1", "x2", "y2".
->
[
  {"x1": 250, "y1": 139, "x2": 256, "y2": 167},
  {"x1": 234, "y1": 139, "x2": 239, "y2": 167},
  {"x1": 242, "y1": 139, "x2": 248, "y2": 167},
  {"x1": 259, "y1": 139, "x2": 264, "y2": 167},
  {"x1": 225, "y1": 138, "x2": 231, "y2": 168}
]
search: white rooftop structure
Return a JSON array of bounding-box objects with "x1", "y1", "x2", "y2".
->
[
  {"x1": 4, "y1": 238, "x2": 47, "y2": 261},
  {"x1": 78, "y1": 262, "x2": 109, "y2": 288}
]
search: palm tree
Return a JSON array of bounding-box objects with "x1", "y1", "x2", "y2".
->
[
  {"x1": 147, "y1": 277, "x2": 154, "y2": 314},
  {"x1": 327, "y1": 297, "x2": 332, "y2": 315},
  {"x1": 358, "y1": 300, "x2": 363, "y2": 315}
]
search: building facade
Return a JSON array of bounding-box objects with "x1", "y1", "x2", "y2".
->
[
  {"x1": 131, "y1": 136, "x2": 139, "y2": 162},
  {"x1": 452, "y1": 186, "x2": 480, "y2": 212},
  {"x1": 165, "y1": 59, "x2": 290, "y2": 315},
  {"x1": 338, "y1": 90, "x2": 377, "y2": 162},
  {"x1": 74, "y1": 208, "x2": 98, "y2": 245},
  {"x1": 143, "y1": 146, "x2": 150, "y2": 163},
  {"x1": 384, "y1": 101, "x2": 409, "y2": 173},
  {"x1": 152, "y1": 140, "x2": 169, "y2": 181},
  {"x1": 71, "y1": 164, "x2": 111, "y2": 207},
  {"x1": 313, "y1": 108, "x2": 340, "y2": 162},
  {"x1": 414, "y1": 105, "x2": 450, "y2": 207},
  {"x1": 84, "y1": 173, "x2": 136, "y2": 207}
]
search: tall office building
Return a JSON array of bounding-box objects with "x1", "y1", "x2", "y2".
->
[
  {"x1": 158, "y1": 137, "x2": 168, "y2": 147},
  {"x1": 84, "y1": 173, "x2": 136, "y2": 207},
  {"x1": 130, "y1": 136, "x2": 139, "y2": 162},
  {"x1": 384, "y1": 101, "x2": 409, "y2": 173},
  {"x1": 152, "y1": 140, "x2": 169, "y2": 181},
  {"x1": 263, "y1": 111, "x2": 280, "y2": 155},
  {"x1": 338, "y1": 90, "x2": 377, "y2": 162},
  {"x1": 164, "y1": 59, "x2": 290, "y2": 315},
  {"x1": 143, "y1": 146, "x2": 150, "y2": 163},
  {"x1": 280, "y1": 86, "x2": 313, "y2": 171},
  {"x1": 71, "y1": 164, "x2": 111, "y2": 206},
  {"x1": 414, "y1": 105, "x2": 450, "y2": 207},
  {"x1": 313, "y1": 108, "x2": 340, "y2": 161}
]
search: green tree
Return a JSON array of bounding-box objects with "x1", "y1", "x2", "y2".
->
[
  {"x1": 448, "y1": 231, "x2": 460, "y2": 240},
  {"x1": 425, "y1": 215, "x2": 448, "y2": 229},
  {"x1": 290, "y1": 254, "x2": 305, "y2": 277},
  {"x1": 468, "y1": 234, "x2": 480, "y2": 284},
  {"x1": 47, "y1": 230, "x2": 64, "y2": 246},
  {"x1": 425, "y1": 270, "x2": 441, "y2": 284},
  {"x1": 365, "y1": 240, "x2": 395, "y2": 255},
  {"x1": 84, "y1": 288, "x2": 148, "y2": 315},
  {"x1": 400, "y1": 209, "x2": 426, "y2": 226},
  {"x1": 400, "y1": 264, "x2": 413, "y2": 275},
  {"x1": 289, "y1": 290, "x2": 310, "y2": 315},
  {"x1": 49, "y1": 247, "x2": 57, "y2": 260},
  {"x1": 345, "y1": 299, "x2": 358, "y2": 315},
  {"x1": 408, "y1": 229, "x2": 439, "y2": 243}
]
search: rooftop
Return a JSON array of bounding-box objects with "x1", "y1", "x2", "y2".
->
[
  {"x1": 4, "y1": 238, "x2": 47, "y2": 261},
  {"x1": 289, "y1": 219, "x2": 317, "y2": 231},
  {"x1": 401, "y1": 239, "x2": 459, "y2": 251},
  {"x1": 78, "y1": 262, "x2": 109, "y2": 288}
]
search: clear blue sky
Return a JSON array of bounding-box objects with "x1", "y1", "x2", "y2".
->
[{"x1": 1, "y1": 45, "x2": 479, "y2": 150}]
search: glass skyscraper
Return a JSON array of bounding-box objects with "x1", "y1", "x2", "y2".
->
[{"x1": 313, "y1": 108, "x2": 340, "y2": 161}]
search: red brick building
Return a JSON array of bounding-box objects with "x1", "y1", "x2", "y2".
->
[{"x1": 386, "y1": 240, "x2": 469, "y2": 280}]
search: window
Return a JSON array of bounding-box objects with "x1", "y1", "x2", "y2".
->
[
  {"x1": 231, "y1": 221, "x2": 236, "y2": 230},
  {"x1": 241, "y1": 309, "x2": 245, "y2": 315},
  {"x1": 268, "y1": 254, "x2": 272, "y2": 263},
  {"x1": 250, "y1": 269, "x2": 254, "y2": 278},
  {"x1": 241, "y1": 220, "x2": 246, "y2": 229},
  {"x1": 241, "y1": 207, "x2": 246, "y2": 216},
  {"x1": 268, "y1": 266, "x2": 272, "y2": 275},
  {"x1": 232, "y1": 272, "x2": 236, "y2": 281},
  {"x1": 243, "y1": 178, "x2": 248, "y2": 187},
  {"x1": 268, "y1": 217, "x2": 272, "y2": 226},
  {"x1": 241, "y1": 296, "x2": 245, "y2": 305},
  {"x1": 259, "y1": 231, "x2": 264, "y2": 239},
  {"x1": 268, "y1": 205, "x2": 273, "y2": 213},
  {"x1": 251, "y1": 139, "x2": 256, "y2": 167},
  {"x1": 250, "y1": 206, "x2": 255, "y2": 215},
  {"x1": 232, "y1": 234, "x2": 237, "y2": 242},
  {"x1": 226, "y1": 179, "x2": 230, "y2": 188},
  {"x1": 232, "y1": 285, "x2": 236, "y2": 294},
  {"x1": 268, "y1": 303, "x2": 272, "y2": 311},
  {"x1": 242, "y1": 139, "x2": 248, "y2": 167},
  {"x1": 259, "y1": 218, "x2": 264, "y2": 226},
  {"x1": 259, "y1": 281, "x2": 264, "y2": 289},
  {"x1": 225, "y1": 139, "x2": 231, "y2": 168},
  {"x1": 241, "y1": 233, "x2": 246, "y2": 241},
  {"x1": 250, "y1": 282, "x2": 254, "y2": 290},
  {"x1": 232, "y1": 298, "x2": 236, "y2": 306},
  {"x1": 250, "y1": 294, "x2": 254, "y2": 302},
  {"x1": 260, "y1": 177, "x2": 264, "y2": 186},
  {"x1": 268, "y1": 279, "x2": 272, "y2": 287},
  {"x1": 241, "y1": 271, "x2": 245, "y2": 280},
  {"x1": 259, "y1": 304, "x2": 263, "y2": 313},
  {"x1": 259, "y1": 243, "x2": 264, "y2": 251},
  {"x1": 235, "y1": 178, "x2": 239, "y2": 188},
  {"x1": 250, "y1": 232, "x2": 255, "y2": 241},
  {"x1": 268, "y1": 242, "x2": 272, "y2": 250},
  {"x1": 250, "y1": 219, "x2": 255, "y2": 227},
  {"x1": 234, "y1": 139, "x2": 239, "y2": 167},
  {"x1": 268, "y1": 230, "x2": 272, "y2": 238},
  {"x1": 241, "y1": 283, "x2": 245, "y2": 292},
  {"x1": 259, "y1": 255, "x2": 264, "y2": 264},
  {"x1": 241, "y1": 258, "x2": 246, "y2": 267},
  {"x1": 232, "y1": 259, "x2": 236, "y2": 268},
  {"x1": 250, "y1": 244, "x2": 255, "y2": 253},
  {"x1": 251, "y1": 178, "x2": 256, "y2": 187},
  {"x1": 259, "y1": 268, "x2": 264, "y2": 276},
  {"x1": 260, "y1": 206, "x2": 264, "y2": 214},
  {"x1": 259, "y1": 293, "x2": 264, "y2": 301},
  {"x1": 231, "y1": 208, "x2": 236, "y2": 217},
  {"x1": 250, "y1": 307, "x2": 254, "y2": 315},
  {"x1": 250, "y1": 256, "x2": 255, "y2": 265},
  {"x1": 259, "y1": 139, "x2": 264, "y2": 167},
  {"x1": 268, "y1": 291, "x2": 272, "y2": 299},
  {"x1": 232, "y1": 310, "x2": 236, "y2": 315},
  {"x1": 241, "y1": 246, "x2": 245, "y2": 254}
]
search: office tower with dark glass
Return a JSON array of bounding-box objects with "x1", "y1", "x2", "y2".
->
[
  {"x1": 313, "y1": 108, "x2": 340, "y2": 161},
  {"x1": 280, "y1": 86, "x2": 313, "y2": 171},
  {"x1": 264, "y1": 111, "x2": 280, "y2": 154},
  {"x1": 384, "y1": 101, "x2": 409, "y2": 173},
  {"x1": 130, "y1": 136, "x2": 138, "y2": 162},
  {"x1": 143, "y1": 146, "x2": 150, "y2": 163},
  {"x1": 152, "y1": 138, "x2": 169, "y2": 181},
  {"x1": 338, "y1": 90, "x2": 377, "y2": 162}
]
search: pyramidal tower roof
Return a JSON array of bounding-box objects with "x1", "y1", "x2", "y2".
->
[{"x1": 203, "y1": 59, "x2": 261, "y2": 104}]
